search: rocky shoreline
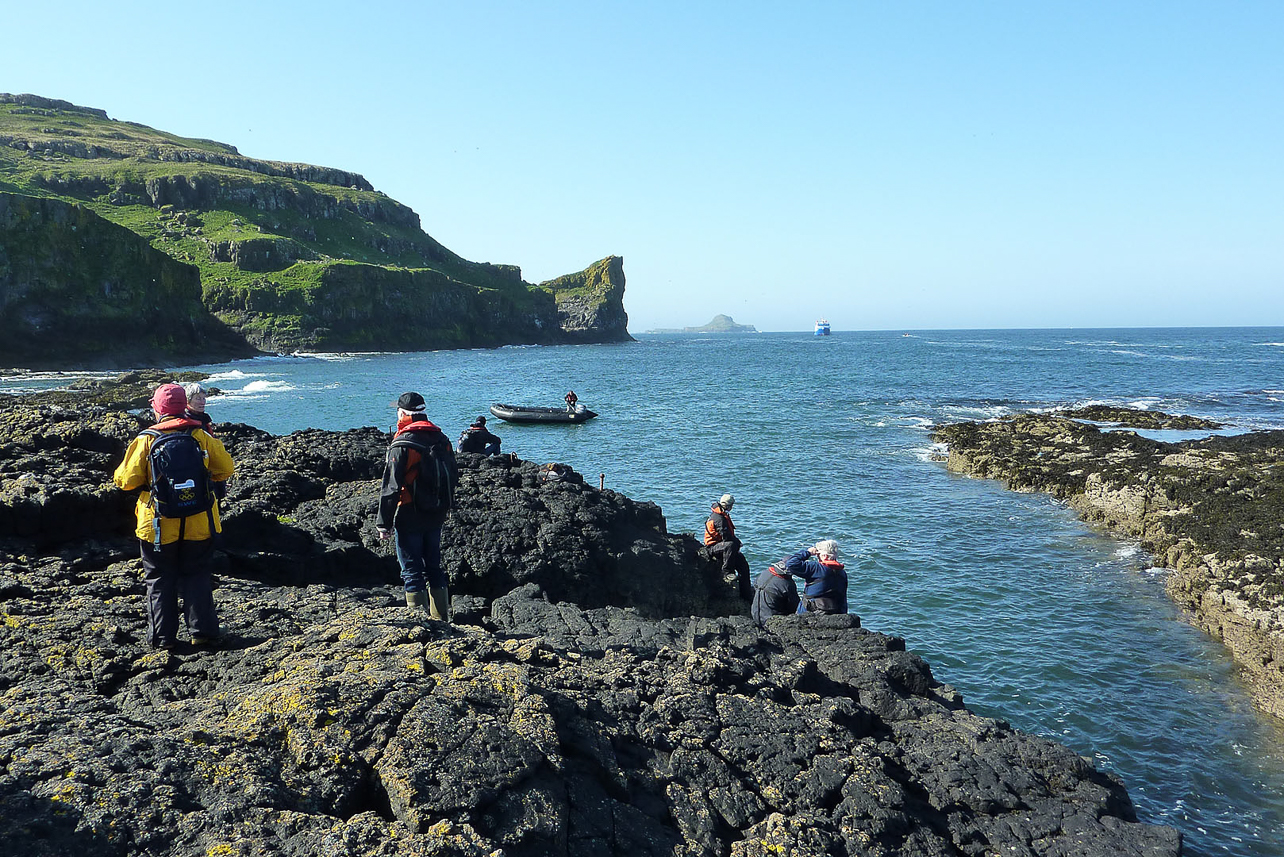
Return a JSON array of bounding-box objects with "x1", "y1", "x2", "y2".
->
[
  {"x1": 933, "y1": 409, "x2": 1284, "y2": 722},
  {"x1": 0, "y1": 379, "x2": 1182, "y2": 855}
]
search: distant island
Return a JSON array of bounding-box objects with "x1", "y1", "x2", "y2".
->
[{"x1": 646, "y1": 314, "x2": 757, "y2": 334}]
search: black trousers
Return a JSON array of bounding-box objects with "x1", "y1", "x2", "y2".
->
[
  {"x1": 709, "y1": 540, "x2": 753, "y2": 600},
  {"x1": 139, "y1": 538, "x2": 218, "y2": 646}
]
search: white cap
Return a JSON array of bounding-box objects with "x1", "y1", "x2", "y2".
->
[{"x1": 719, "y1": 493, "x2": 735, "y2": 510}]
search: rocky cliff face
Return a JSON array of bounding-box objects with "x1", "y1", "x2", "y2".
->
[
  {"x1": 0, "y1": 95, "x2": 632, "y2": 366},
  {"x1": 541, "y1": 256, "x2": 633, "y2": 343},
  {"x1": 934, "y1": 410, "x2": 1284, "y2": 721},
  {"x1": 0, "y1": 385, "x2": 1180, "y2": 856},
  {"x1": 0, "y1": 193, "x2": 254, "y2": 367}
]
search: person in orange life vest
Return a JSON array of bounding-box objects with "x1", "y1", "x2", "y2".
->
[
  {"x1": 704, "y1": 492, "x2": 752, "y2": 600},
  {"x1": 786, "y1": 539, "x2": 848, "y2": 614},
  {"x1": 377, "y1": 392, "x2": 458, "y2": 621},
  {"x1": 112, "y1": 383, "x2": 234, "y2": 650},
  {"x1": 565, "y1": 390, "x2": 578, "y2": 412},
  {"x1": 751, "y1": 559, "x2": 800, "y2": 626}
]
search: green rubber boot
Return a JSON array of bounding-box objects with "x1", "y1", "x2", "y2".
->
[
  {"x1": 405, "y1": 590, "x2": 429, "y2": 615},
  {"x1": 428, "y1": 587, "x2": 451, "y2": 622}
]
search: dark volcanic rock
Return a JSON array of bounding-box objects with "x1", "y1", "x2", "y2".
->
[
  {"x1": 934, "y1": 410, "x2": 1284, "y2": 721},
  {"x1": 0, "y1": 399, "x2": 1181, "y2": 855}
]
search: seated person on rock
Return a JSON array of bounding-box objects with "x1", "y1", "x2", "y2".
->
[
  {"x1": 704, "y1": 493, "x2": 752, "y2": 601},
  {"x1": 785, "y1": 539, "x2": 848, "y2": 614},
  {"x1": 751, "y1": 560, "x2": 799, "y2": 626},
  {"x1": 457, "y1": 415, "x2": 502, "y2": 455}
]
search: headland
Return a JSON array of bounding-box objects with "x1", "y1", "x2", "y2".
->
[{"x1": 0, "y1": 94, "x2": 631, "y2": 369}]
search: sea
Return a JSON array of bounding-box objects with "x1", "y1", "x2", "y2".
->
[{"x1": 6, "y1": 327, "x2": 1284, "y2": 855}]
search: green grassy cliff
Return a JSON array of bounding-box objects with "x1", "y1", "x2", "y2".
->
[{"x1": 0, "y1": 94, "x2": 631, "y2": 367}]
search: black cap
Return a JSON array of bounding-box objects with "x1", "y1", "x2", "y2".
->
[
  {"x1": 476, "y1": 415, "x2": 486, "y2": 425},
  {"x1": 394, "y1": 392, "x2": 425, "y2": 412}
]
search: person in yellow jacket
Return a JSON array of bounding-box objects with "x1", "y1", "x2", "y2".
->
[{"x1": 113, "y1": 383, "x2": 234, "y2": 650}]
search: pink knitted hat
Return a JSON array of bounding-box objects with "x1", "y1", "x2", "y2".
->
[{"x1": 150, "y1": 383, "x2": 188, "y2": 417}]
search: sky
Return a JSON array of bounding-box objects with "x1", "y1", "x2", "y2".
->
[{"x1": 2, "y1": 1, "x2": 1281, "y2": 332}]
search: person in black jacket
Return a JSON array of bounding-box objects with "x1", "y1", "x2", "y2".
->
[
  {"x1": 376, "y1": 392, "x2": 458, "y2": 621},
  {"x1": 457, "y1": 416, "x2": 502, "y2": 455},
  {"x1": 751, "y1": 561, "x2": 799, "y2": 626}
]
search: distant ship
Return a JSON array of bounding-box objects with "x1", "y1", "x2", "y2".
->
[{"x1": 814, "y1": 319, "x2": 831, "y2": 336}]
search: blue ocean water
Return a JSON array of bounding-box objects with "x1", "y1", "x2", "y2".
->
[{"x1": 8, "y1": 327, "x2": 1284, "y2": 854}]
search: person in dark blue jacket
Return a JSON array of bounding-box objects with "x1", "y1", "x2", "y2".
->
[
  {"x1": 784, "y1": 539, "x2": 848, "y2": 614},
  {"x1": 457, "y1": 415, "x2": 502, "y2": 455},
  {"x1": 751, "y1": 561, "x2": 800, "y2": 626}
]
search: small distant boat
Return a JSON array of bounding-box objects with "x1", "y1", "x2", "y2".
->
[
  {"x1": 490, "y1": 403, "x2": 598, "y2": 424},
  {"x1": 814, "y1": 319, "x2": 831, "y2": 336}
]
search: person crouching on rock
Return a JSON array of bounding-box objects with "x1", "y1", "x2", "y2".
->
[
  {"x1": 704, "y1": 493, "x2": 752, "y2": 600},
  {"x1": 786, "y1": 539, "x2": 848, "y2": 614},
  {"x1": 377, "y1": 392, "x2": 459, "y2": 621},
  {"x1": 751, "y1": 560, "x2": 799, "y2": 626},
  {"x1": 457, "y1": 415, "x2": 502, "y2": 456},
  {"x1": 112, "y1": 383, "x2": 234, "y2": 650}
]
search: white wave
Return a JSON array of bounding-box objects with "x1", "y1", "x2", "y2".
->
[
  {"x1": 913, "y1": 442, "x2": 948, "y2": 463},
  {"x1": 903, "y1": 416, "x2": 934, "y2": 429},
  {"x1": 1127, "y1": 398, "x2": 1160, "y2": 410},
  {"x1": 1115, "y1": 544, "x2": 1142, "y2": 560},
  {"x1": 244, "y1": 380, "x2": 296, "y2": 393},
  {"x1": 204, "y1": 370, "x2": 263, "y2": 383},
  {"x1": 939, "y1": 404, "x2": 1013, "y2": 422},
  {"x1": 294, "y1": 350, "x2": 391, "y2": 360},
  {"x1": 1109, "y1": 349, "x2": 1148, "y2": 358}
]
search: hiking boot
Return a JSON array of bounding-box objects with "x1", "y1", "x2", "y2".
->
[{"x1": 192, "y1": 635, "x2": 218, "y2": 647}]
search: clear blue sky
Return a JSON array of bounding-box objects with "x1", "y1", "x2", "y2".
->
[{"x1": 3, "y1": 2, "x2": 1281, "y2": 332}]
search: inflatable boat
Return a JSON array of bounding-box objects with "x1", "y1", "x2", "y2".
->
[{"x1": 489, "y1": 403, "x2": 598, "y2": 424}]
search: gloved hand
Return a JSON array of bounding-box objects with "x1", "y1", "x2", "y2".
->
[{"x1": 377, "y1": 527, "x2": 390, "y2": 541}]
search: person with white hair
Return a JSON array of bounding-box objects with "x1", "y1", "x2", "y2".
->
[
  {"x1": 784, "y1": 539, "x2": 848, "y2": 614},
  {"x1": 182, "y1": 382, "x2": 213, "y2": 432},
  {"x1": 704, "y1": 492, "x2": 752, "y2": 600}
]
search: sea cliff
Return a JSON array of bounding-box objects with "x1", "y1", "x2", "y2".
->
[
  {"x1": 0, "y1": 379, "x2": 1180, "y2": 856},
  {"x1": 0, "y1": 94, "x2": 631, "y2": 367},
  {"x1": 934, "y1": 408, "x2": 1284, "y2": 721}
]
